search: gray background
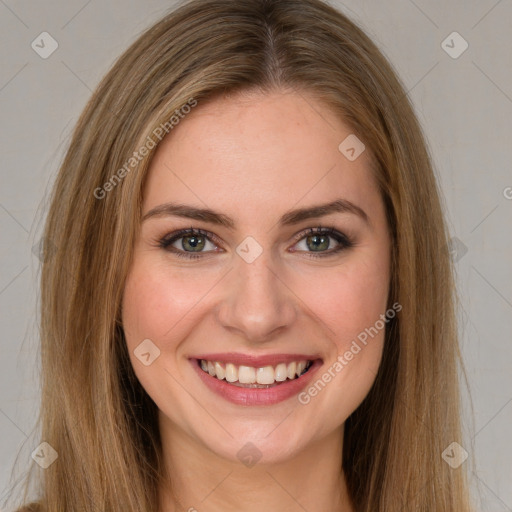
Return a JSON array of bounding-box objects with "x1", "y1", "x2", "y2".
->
[{"x1": 1, "y1": 0, "x2": 511, "y2": 510}]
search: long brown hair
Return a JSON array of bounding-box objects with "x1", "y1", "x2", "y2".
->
[{"x1": 8, "y1": 0, "x2": 472, "y2": 510}]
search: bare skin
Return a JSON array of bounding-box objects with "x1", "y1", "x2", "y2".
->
[{"x1": 122, "y1": 89, "x2": 391, "y2": 512}]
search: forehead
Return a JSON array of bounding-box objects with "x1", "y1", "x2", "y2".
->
[{"x1": 143, "y1": 90, "x2": 380, "y2": 222}]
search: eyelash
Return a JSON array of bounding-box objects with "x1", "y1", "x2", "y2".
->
[{"x1": 156, "y1": 226, "x2": 354, "y2": 260}]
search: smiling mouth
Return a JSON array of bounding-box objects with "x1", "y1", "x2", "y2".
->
[{"x1": 197, "y1": 359, "x2": 314, "y2": 388}]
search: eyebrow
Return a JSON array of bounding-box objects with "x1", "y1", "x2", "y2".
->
[{"x1": 141, "y1": 198, "x2": 370, "y2": 228}]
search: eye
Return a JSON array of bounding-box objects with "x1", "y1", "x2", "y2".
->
[
  {"x1": 290, "y1": 227, "x2": 353, "y2": 258},
  {"x1": 157, "y1": 228, "x2": 221, "y2": 259}
]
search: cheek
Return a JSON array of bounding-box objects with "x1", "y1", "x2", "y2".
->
[
  {"x1": 122, "y1": 255, "x2": 214, "y2": 344},
  {"x1": 292, "y1": 249, "x2": 390, "y2": 414},
  {"x1": 121, "y1": 256, "x2": 208, "y2": 406},
  {"x1": 295, "y1": 256, "x2": 390, "y2": 348},
  {"x1": 293, "y1": 261, "x2": 389, "y2": 433}
]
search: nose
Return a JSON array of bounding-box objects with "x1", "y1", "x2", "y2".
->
[{"x1": 215, "y1": 249, "x2": 297, "y2": 344}]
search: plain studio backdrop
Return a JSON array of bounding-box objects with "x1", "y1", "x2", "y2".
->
[{"x1": 0, "y1": 0, "x2": 511, "y2": 509}]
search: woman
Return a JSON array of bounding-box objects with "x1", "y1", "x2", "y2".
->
[{"x1": 10, "y1": 0, "x2": 472, "y2": 510}]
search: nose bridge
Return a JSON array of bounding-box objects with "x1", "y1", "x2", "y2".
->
[{"x1": 216, "y1": 246, "x2": 296, "y2": 341}]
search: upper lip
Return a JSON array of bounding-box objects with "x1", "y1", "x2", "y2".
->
[{"x1": 192, "y1": 352, "x2": 321, "y2": 367}]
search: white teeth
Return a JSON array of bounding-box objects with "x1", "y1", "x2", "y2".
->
[
  {"x1": 256, "y1": 366, "x2": 275, "y2": 385},
  {"x1": 225, "y1": 363, "x2": 237, "y2": 383},
  {"x1": 274, "y1": 363, "x2": 288, "y2": 382},
  {"x1": 287, "y1": 362, "x2": 297, "y2": 380},
  {"x1": 214, "y1": 361, "x2": 225, "y2": 380},
  {"x1": 199, "y1": 359, "x2": 311, "y2": 385},
  {"x1": 238, "y1": 365, "x2": 256, "y2": 384}
]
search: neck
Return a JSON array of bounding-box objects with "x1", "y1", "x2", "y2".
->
[{"x1": 157, "y1": 417, "x2": 354, "y2": 512}]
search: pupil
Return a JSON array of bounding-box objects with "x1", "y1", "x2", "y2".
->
[
  {"x1": 307, "y1": 234, "x2": 329, "y2": 251},
  {"x1": 183, "y1": 235, "x2": 205, "y2": 251}
]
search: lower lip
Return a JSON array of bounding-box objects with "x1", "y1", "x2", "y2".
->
[{"x1": 191, "y1": 359, "x2": 323, "y2": 406}]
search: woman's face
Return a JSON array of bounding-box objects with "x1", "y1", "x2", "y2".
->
[{"x1": 122, "y1": 90, "x2": 391, "y2": 465}]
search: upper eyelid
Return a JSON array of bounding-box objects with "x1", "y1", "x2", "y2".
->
[
  {"x1": 162, "y1": 227, "x2": 222, "y2": 247},
  {"x1": 291, "y1": 226, "x2": 341, "y2": 241}
]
